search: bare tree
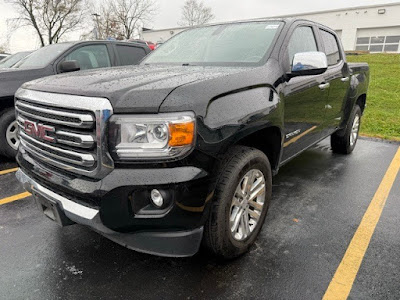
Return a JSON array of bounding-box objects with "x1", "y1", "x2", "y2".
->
[
  {"x1": 8, "y1": 0, "x2": 88, "y2": 46},
  {"x1": 179, "y1": 0, "x2": 214, "y2": 27},
  {"x1": 0, "y1": 44, "x2": 8, "y2": 54},
  {"x1": 105, "y1": 0, "x2": 157, "y2": 40},
  {"x1": 0, "y1": 37, "x2": 10, "y2": 53},
  {"x1": 85, "y1": 6, "x2": 121, "y2": 40},
  {"x1": 80, "y1": 0, "x2": 156, "y2": 41}
]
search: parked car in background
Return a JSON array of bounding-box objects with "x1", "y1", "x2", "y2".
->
[
  {"x1": 146, "y1": 41, "x2": 156, "y2": 50},
  {"x1": 0, "y1": 51, "x2": 33, "y2": 69},
  {"x1": 15, "y1": 19, "x2": 369, "y2": 258},
  {"x1": 129, "y1": 39, "x2": 155, "y2": 50},
  {"x1": 0, "y1": 40, "x2": 150, "y2": 157},
  {"x1": 0, "y1": 53, "x2": 10, "y2": 61}
]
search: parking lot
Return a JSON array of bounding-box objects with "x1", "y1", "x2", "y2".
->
[{"x1": 0, "y1": 137, "x2": 399, "y2": 300}]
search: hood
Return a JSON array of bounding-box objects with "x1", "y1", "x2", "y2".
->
[
  {"x1": 0, "y1": 67, "x2": 52, "y2": 98},
  {"x1": 23, "y1": 65, "x2": 250, "y2": 113}
]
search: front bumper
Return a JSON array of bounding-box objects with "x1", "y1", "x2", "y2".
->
[{"x1": 16, "y1": 169, "x2": 205, "y2": 257}]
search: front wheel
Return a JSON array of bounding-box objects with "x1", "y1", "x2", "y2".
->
[
  {"x1": 203, "y1": 146, "x2": 272, "y2": 259},
  {"x1": 0, "y1": 108, "x2": 19, "y2": 158},
  {"x1": 331, "y1": 105, "x2": 362, "y2": 154}
]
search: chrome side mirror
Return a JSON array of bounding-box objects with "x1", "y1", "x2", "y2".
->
[{"x1": 289, "y1": 51, "x2": 328, "y2": 77}]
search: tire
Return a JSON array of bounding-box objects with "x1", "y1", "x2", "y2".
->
[
  {"x1": 203, "y1": 145, "x2": 272, "y2": 259},
  {"x1": 331, "y1": 105, "x2": 362, "y2": 154},
  {"x1": 0, "y1": 108, "x2": 19, "y2": 158}
]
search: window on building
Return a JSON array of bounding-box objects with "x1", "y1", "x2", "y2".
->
[
  {"x1": 386, "y1": 36, "x2": 400, "y2": 43},
  {"x1": 371, "y1": 36, "x2": 385, "y2": 44},
  {"x1": 355, "y1": 35, "x2": 400, "y2": 53},
  {"x1": 355, "y1": 45, "x2": 369, "y2": 51},
  {"x1": 384, "y1": 44, "x2": 399, "y2": 52},
  {"x1": 319, "y1": 29, "x2": 341, "y2": 66},
  {"x1": 369, "y1": 45, "x2": 383, "y2": 52},
  {"x1": 356, "y1": 37, "x2": 370, "y2": 45}
]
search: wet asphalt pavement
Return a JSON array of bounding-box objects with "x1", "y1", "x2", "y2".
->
[{"x1": 0, "y1": 137, "x2": 399, "y2": 300}]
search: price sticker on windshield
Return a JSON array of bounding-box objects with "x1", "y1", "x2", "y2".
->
[{"x1": 265, "y1": 24, "x2": 279, "y2": 29}]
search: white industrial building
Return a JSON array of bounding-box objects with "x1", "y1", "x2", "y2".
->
[{"x1": 142, "y1": 2, "x2": 400, "y2": 53}]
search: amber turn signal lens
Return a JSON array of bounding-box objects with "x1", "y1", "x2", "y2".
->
[{"x1": 168, "y1": 122, "x2": 195, "y2": 147}]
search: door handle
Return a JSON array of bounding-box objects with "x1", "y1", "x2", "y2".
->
[
  {"x1": 318, "y1": 83, "x2": 330, "y2": 90},
  {"x1": 341, "y1": 77, "x2": 350, "y2": 82}
]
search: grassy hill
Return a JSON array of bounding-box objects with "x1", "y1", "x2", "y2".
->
[{"x1": 346, "y1": 54, "x2": 400, "y2": 141}]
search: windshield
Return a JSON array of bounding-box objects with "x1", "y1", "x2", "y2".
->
[
  {"x1": 0, "y1": 52, "x2": 32, "y2": 68},
  {"x1": 143, "y1": 21, "x2": 283, "y2": 66},
  {"x1": 13, "y1": 43, "x2": 73, "y2": 69}
]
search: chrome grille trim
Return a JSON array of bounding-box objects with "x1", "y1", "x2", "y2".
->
[
  {"x1": 20, "y1": 131, "x2": 95, "y2": 167},
  {"x1": 17, "y1": 116, "x2": 95, "y2": 149},
  {"x1": 16, "y1": 88, "x2": 114, "y2": 178},
  {"x1": 56, "y1": 130, "x2": 95, "y2": 149},
  {"x1": 15, "y1": 100, "x2": 94, "y2": 128}
]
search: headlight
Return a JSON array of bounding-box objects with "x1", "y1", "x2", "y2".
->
[{"x1": 109, "y1": 112, "x2": 196, "y2": 160}]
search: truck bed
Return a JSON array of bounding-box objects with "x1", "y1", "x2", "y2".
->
[{"x1": 348, "y1": 62, "x2": 369, "y2": 73}]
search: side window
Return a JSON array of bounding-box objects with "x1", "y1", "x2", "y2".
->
[
  {"x1": 115, "y1": 45, "x2": 147, "y2": 66},
  {"x1": 319, "y1": 30, "x2": 341, "y2": 66},
  {"x1": 288, "y1": 26, "x2": 318, "y2": 66},
  {"x1": 64, "y1": 45, "x2": 111, "y2": 70}
]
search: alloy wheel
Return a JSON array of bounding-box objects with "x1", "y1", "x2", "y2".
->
[
  {"x1": 6, "y1": 120, "x2": 19, "y2": 150},
  {"x1": 350, "y1": 114, "x2": 360, "y2": 147},
  {"x1": 229, "y1": 169, "x2": 266, "y2": 241}
]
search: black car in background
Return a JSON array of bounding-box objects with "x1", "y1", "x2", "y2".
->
[
  {"x1": 128, "y1": 39, "x2": 156, "y2": 50},
  {"x1": 0, "y1": 40, "x2": 150, "y2": 157},
  {"x1": 0, "y1": 51, "x2": 33, "y2": 69}
]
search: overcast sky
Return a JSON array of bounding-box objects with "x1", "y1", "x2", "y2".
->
[{"x1": 1, "y1": 0, "x2": 399, "y2": 52}]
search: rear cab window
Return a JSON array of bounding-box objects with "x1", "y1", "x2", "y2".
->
[
  {"x1": 319, "y1": 29, "x2": 342, "y2": 66},
  {"x1": 116, "y1": 45, "x2": 147, "y2": 66}
]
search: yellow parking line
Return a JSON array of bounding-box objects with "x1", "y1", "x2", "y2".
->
[
  {"x1": 323, "y1": 147, "x2": 400, "y2": 300},
  {"x1": 0, "y1": 192, "x2": 31, "y2": 206},
  {"x1": 0, "y1": 167, "x2": 18, "y2": 175}
]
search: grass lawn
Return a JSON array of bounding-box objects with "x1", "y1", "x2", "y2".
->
[{"x1": 346, "y1": 54, "x2": 400, "y2": 141}]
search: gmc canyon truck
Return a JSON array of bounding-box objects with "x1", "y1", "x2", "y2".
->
[
  {"x1": 16, "y1": 19, "x2": 369, "y2": 258},
  {"x1": 0, "y1": 40, "x2": 150, "y2": 157}
]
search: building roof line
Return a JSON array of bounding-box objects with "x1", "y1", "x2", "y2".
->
[
  {"x1": 257, "y1": 1, "x2": 400, "y2": 19},
  {"x1": 144, "y1": 2, "x2": 400, "y2": 33}
]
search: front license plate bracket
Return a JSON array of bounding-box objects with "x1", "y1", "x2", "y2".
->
[{"x1": 33, "y1": 191, "x2": 75, "y2": 227}]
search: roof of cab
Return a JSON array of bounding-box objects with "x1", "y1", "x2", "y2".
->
[{"x1": 55, "y1": 40, "x2": 148, "y2": 48}]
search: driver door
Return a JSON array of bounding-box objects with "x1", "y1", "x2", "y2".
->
[{"x1": 281, "y1": 25, "x2": 329, "y2": 162}]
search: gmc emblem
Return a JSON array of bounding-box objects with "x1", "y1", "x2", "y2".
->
[{"x1": 24, "y1": 120, "x2": 56, "y2": 143}]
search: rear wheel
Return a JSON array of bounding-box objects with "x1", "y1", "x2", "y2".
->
[
  {"x1": 0, "y1": 108, "x2": 19, "y2": 158},
  {"x1": 331, "y1": 105, "x2": 362, "y2": 154},
  {"x1": 203, "y1": 146, "x2": 272, "y2": 259}
]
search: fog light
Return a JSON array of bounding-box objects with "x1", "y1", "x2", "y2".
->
[{"x1": 150, "y1": 189, "x2": 164, "y2": 207}]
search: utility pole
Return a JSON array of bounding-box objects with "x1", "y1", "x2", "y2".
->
[{"x1": 92, "y1": 13, "x2": 101, "y2": 39}]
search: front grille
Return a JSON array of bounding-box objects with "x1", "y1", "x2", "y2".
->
[
  {"x1": 15, "y1": 89, "x2": 114, "y2": 178},
  {"x1": 16, "y1": 100, "x2": 94, "y2": 128}
]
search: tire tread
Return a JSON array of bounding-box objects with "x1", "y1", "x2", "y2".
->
[
  {"x1": 203, "y1": 145, "x2": 271, "y2": 259},
  {"x1": 331, "y1": 105, "x2": 361, "y2": 154}
]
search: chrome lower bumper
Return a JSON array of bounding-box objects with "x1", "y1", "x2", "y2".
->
[
  {"x1": 16, "y1": 169, "x2": 204, "y2": 257},
  {"x1": 16, "y1": 168, "x2": 112, "y2": 233}
]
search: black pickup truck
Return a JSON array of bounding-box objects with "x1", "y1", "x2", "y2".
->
[
  {"x1": 0, "y1": 40, "x2": 150, "y2": 157},
  {"x1": 16, "y1": 19, "x2": 369, "y2": 258}
]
